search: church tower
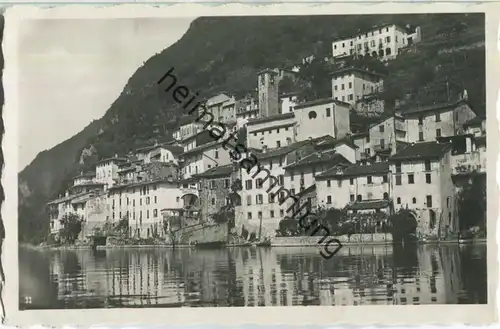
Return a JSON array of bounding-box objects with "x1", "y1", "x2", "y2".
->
[{"x1": 257, "y1": 69, "x2": 280, "y2": 118}]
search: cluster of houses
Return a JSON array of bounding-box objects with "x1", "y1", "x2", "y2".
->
[{"x1": 46, "y1": 23, "x2": 486, "y2": 242}]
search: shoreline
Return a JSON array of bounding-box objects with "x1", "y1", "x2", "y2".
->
[{"x1": 22, "y1": 238, "x2": 487, "y2": 251}]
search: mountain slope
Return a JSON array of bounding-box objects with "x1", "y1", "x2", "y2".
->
[{"x1": 18, "y1": 13, "x2": 485, "y2": 243}]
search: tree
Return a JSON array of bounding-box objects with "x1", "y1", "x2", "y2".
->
[
  {"x1": 388, "y1": 210, "x2": 417, "y2": 242},
  {"x1": 457, "y1": 176, "x2": 486, "y2": 231},
  {"x1": 59, "y1": 213, "x2": 83, "y2": 244},
  {"x1": 163, "y1": 214, "x2": 182, "y2": 247}
]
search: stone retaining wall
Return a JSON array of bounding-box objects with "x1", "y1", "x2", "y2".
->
[{"x1": 271, "y1": 233, "x2": 392, "y2": 246}]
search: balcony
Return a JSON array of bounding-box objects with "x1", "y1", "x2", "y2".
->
[{"x1": 452, "y1": 151, "x2": 486, "y2": 176}]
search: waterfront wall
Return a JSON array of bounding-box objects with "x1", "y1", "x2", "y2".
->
[
  {"x1": 271, "y1": 233, "x2": 392, "y2": 246},
  {"x1": 166, "y1": 222, "x2": 228, "y2": 245}
]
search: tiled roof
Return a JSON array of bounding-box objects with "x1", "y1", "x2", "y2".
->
[
  {"x1": 248, "y1": 122, "x2": 295, "y2": 134},
  {"x1": 255, "y1": 137, "x2": 326, "y2": 161},
  {"x1": 317, "y1": 161, "x2": 389, "y2": 179},
  {"x1": 296, "y1": 184, "x2": 316, "y2": 198},
  {"x1": 294, "y1": 97, "x2": 350, "y2": 110},
  {"x1": 247, "y1": 112, "x2": 294, "y2": 126},
  {"x1": 207, "y1": 93, "x2": 231, "y2": 106},
  {"x1": 95, "y1": 156, "x2": 128, "y2": 165},
  {"x1": 180, "y1": 141, "x2": 222, "y2": 158},
  {"x1": 315, "y1": 136, "x2": 359, "y2": 150},
  {"x1": 329, "y1": 67, "x2": 385, "y2": 79},
  {"x1": 347, "y1": 199, "x2": 390, "y2": 210},
  {"x1": 193, "y1": 164, "x2": 233, "y2": 179},
  {"x1": 389, "y1": 141, "x2": 452, "y2": 161},
  {"x1": 367, "y1": 113, "x2": 395, "y2": 129},
  {"x1": 401, "y1": 99, "x2": 467, "y2": 116},
  {"x1": 475, "y1": 135, "x2": 486, "y2": 146},
  {"x1": 284, "y1": 150, "x2": 350, "y2": 169},
  {"x1": 464, "y1": 115, "x2": 485, "y2": 128}
]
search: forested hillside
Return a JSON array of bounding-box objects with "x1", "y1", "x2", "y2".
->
[{"x1": 18, "y1": 13, "x2": 485, "y2": 243}]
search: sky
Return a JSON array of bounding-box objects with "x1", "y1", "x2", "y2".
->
[{"x1": 18, "y1": 17, "x2": 194, "y2": 170}]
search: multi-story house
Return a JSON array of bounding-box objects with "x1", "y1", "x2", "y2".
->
[
  {"x1": 220, "y1": 97, "x2": 237, "y2": 123},
  {"x1": 389, "y1": 141, "x2": 457, "y2": 236},
  {"x1": 108, "y1": 179, "x2": 184, "y2": 238},
  {"x1": 180, "y1": 141, "x2": 232, "y2": 179},
  {"x1": 330, "y1": 68, "x2": 384, "y2": 105},
  {"x1": 235, "y1": 93, "x2": 259, "y2": 122},
  {"x1": 246, "y1": 113, "x2": 296, "y2": 150},
  {"x1": 400, "y1": 99, "x2": 476, "y2": 143},
  {"x1": 315, "y1": 161, "x2": 391, "y2": 211},
  {"x1": 204, "y1": 93, "x2": 232, "y2": 121},
  {"x1": 332, "y1": 24, "x2": 422, "y2": 61},
  {"x1": 195, "y1": 164, "x2": 240, "y2": 222},
  {"x1": 236, "y1": 141, "x2": 313, "y2": 237},
  {"x1": 294, "y1": 98, "x2": 351, "y2": 141},
  {"x1": 258, "y1": 68, "x2": 298, "y2": 118},
  {"x1": 279, "y1": 92, "x2": 299, "y2": 114},
  {"x1": 94, "y1": 156, "x2": 128, "y2": 189}
]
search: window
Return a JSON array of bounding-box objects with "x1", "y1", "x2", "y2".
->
[
  {"x1": 435, "y1": 113, "x2": 441, "y2": 122},
  {"x1": 256, "y1": 194, "x2": 263, "y2": 204},
  {"x1": 436, "y1": 129, "x2": 441, "y2": 138},
  {"x1": 380, "y1": 139, "x2": 385, "y2": 149},
  {"x1": 395, "y1": 162, "x2": 401, "y2": 173},
  {"x1": 426, "y1": 173, "x2": 432, "y2": 184},
  {"x1": 419, "y1": 131, "x2": 424, "y2": 141},
  {"x1": 327, "y1": 180, "x2": 331, "y2": 187},
  {"x1": 341, "y1": 84, "x2": 345, "y2": 90},
  {"x1": 327, "y1": 196, "x2": 332, "y2": 204},
  {"x1": 247, "y1": 212, "x2": 252, "y2": 220},
  {"x1": 383, "y1": 192, "x2": 389, "y2": 200},
  {"x1": 308, "y1": 111, "x2": 317, "y2": 119},
  {"x1": 269, "y1": 160, "x2": 273, "y2": 170},
  {"x1": 386, "y1": 36, "x2": 391, "y2": 43},
  {"x1": 270, "y1": 210, "x2": 275, "y2": 218},
  {"x1": 342, "y1": 96, "x2": 345, "y2": 102},
  {"x1": 290, "y1": 188, "x2": 295, "y2": 195},
  {"x1": 383, "y1": 175, "x2": 388, "y2": 183},
  {"x1": 395, "y1": 175, "x2": 402, "y2": 185},
  {"x1": 408, "y1": 174, "x2": 414, "y2": 184},
  {"x1": 279, "y1": 175, "x2": 284, "y2": 185},
  {"x1": 447, "y1": 197, "x2": 451, "y2": 208},
  {"x1": 424, "y1": 160, "x2": 431, "y2": 171},
  {"x1": 356, "y1": 195, "x2": 362, "y2": 202},
  {"x1": 350, "y1": 178, "x2": 354, "y2": 185},
  {"x1": 246, "y1": 195, "x2": 252, "y2": 205},
  {"x1": 215, "y1": 150, "x2": 219, "y2": 159},
  {"x1": 326, "y1": 108, "x2": 331, "y2": 117},
  {"x1": 348, "y1": 82, "x2": 352, "y2": 89},
  {"x1": 211, "y1": 198, "x2": 215, "y2": 205},
  {"x1": 268, "y1": 194, "x2": 275, "y2": 203},
  {"x1": 412, "y1": 197, "x2": 417, "y2": 204},
  {"x1": 418, "y1": 116, "x2": 423, "y2": 125},
  {"x1": 280, "y1": 209, "x2": 284, "y2": 217},
  {"x1": 350, "y1": 194, "x2": 355, "y2": 202},
  {"x1": 348, "y1": 94, "x2": 353, "y2": 101},
  {"x1": 276, "y1": 141, "x2": 281, "y2": 148},
  {"x1": 154, "y1": 196, "x2": 157, "y2": 203},
  {"x1": 367, "y1": 176, "x2": 372, "y2": 184},
  {"x1": 256, "y1": 178, "x2": 263, "y2": 189},
  {"x1": 397, "y1": 197, "x2": 401, "y2": 204},
  {"x1": 245, "y1": 180, "x2": 253, "y2": 190},
  {"x1": 289, "y1": 106, "x2": 292, "y2": 112},
  {"x1": 290, "y1": 171, "x2": 294, "y2": 181},
  {"x1": 366, "y1": 135, "x2": 370, "y2": 143},
  {"x1": 277, "y1": 129, "x2": 280, "y2": 133},
  {"x1": 334, "y1": 85, "x2": 338, "y2": 91},
  {"x1": 426, "y1": 195, "x2": 433, "y2": 207},
  {"x1": 225, "y1": 179, "x2": 230, "y2": 189},
  {"x1": 379, "y1": 125, "x2": 384, "y2": 132}
]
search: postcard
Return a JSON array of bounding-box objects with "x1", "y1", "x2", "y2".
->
[{"x1": 2, "y1": 3, "x2": 499, "y2": 327}]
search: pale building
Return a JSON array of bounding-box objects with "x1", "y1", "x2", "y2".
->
[
  {"x1": 332, "y1": 24, "x2": 422, "y2": 61},
  {"x1": 463, "y1": 115, "x2": 486, "y2": 137},
  {"x1": 204, "y1": 93, "x2": 232, "y2": 121},
  {"x1": 108, "y1": 179, "x2": 184, "y2": 238},
  {"x1": 220, "y1": 97, "x2": 237, "y2": 123},
  {"x1": 180, "y1": 141, "x2": 232, "y2": 179},
  {"x1": 236, "y1": 141, "x2": 313, "y2": 237},
  {"x1": 330, "y1": 68, "x2": 384, "y2": 105},
  {"x1": 246, "y1": 113, "x2": 296, "y2": 150},
  {"x1": 294, "y1": 98, "x2": 351, "y2": 141},
  {"x1": 315, "y1": 161, "x2": 391, "y2": 210},
  {"x1": 279, "y1": 92, "x2": 299, "y2": 114},
  {"x1": 400, "y1": 99, "x2": 477, "y2": 143},
  {"x1": 235, "y1": 93, "x2": 259, "y2": 121},
  {"x1": 143, "y1": 143, "x2": 183, "y2": 165},
  {"x1": 94, "y1": 156, "x2": 128, "y2": 189},
  {"x1": 389, "y1": 141, "x2": 457, "y2": 236}
]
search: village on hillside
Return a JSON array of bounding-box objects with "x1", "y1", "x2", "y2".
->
[{"x1": 46, "y1": 23, "x2": 486, "y2": 248}]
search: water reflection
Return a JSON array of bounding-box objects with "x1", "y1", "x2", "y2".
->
[{"x1": 19, "y1": 244, "x2": 487, "y2": 309}]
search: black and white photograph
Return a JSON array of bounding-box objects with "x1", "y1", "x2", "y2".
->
[{"x1": 3, "y1": 3, "x2": 497, "y2": 326}]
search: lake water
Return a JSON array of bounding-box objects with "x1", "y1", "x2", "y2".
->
[{"x1": 19, "y1": 243, "x2": 487, "y2": 309}]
